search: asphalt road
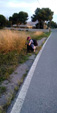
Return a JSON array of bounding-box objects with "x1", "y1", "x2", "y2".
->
[{"x1": 10, "y1": 29, "x2": 57, "y2": 113}]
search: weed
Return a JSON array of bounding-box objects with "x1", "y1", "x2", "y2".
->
[
  {"x1": 14, "y1": 85, "x2": 19, "y2": 91},
  {"x1": 3, "y1": 92, "x2": 15, "y2": 113},
  {"x1": 0, "y1": 106, "x2": 3, "y2": 113},
  {"x1": 0, "y1": 86, "x2": 6, "y2": 95},
  {"x1": 14, "y1": 72, "x2": 18, "y2": 74}
]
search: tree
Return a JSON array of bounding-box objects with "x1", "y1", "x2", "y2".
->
[
  {"x1": 31, "y1": 8, "x2": 54, "y2": 28},
  {"x1": 18, "y1": 11, "x2": 28, "y2": 24},
  {"x1": 48, "y1": 21, "x2": 57, "y2": 28},
  {"x1": 9, "y1": 11, "x2": 28, "y2": 25},
  {"x1": 6, "y1": 19, "x2": 12, "y2": 27},
  {"x1": 9, "y1": 13, "x2": 18, "y2": 25},
  {"x1": 0, "y1": 14, "x2": 6, "y2": 28}
]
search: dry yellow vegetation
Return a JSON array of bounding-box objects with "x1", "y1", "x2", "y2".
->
[
  {"x1": 34, "y1": 31, "x2": 43, "y2": 36},
  {"x1": 0, "y1": 30, "x2": 28, "y2": 53},
  {"x1": 0, "y1": 30, "x2": 43, "y2": 53}
]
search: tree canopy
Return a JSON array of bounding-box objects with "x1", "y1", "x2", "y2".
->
[
  {"x1": 0, "y1": 14, "x2": 6, "y2": 28},
  {"x1": 0, "y1": 9, "x2": 57, "y2": 29},
  {"x1": 9, "y1": 11, "x2": 28, "y2": 25},
  {"x1": 48, "y1": 21, "x2": 57, "y2": 28},
  {"x1": 31, "y1": 8, "x2": 54, "y2": 28}
]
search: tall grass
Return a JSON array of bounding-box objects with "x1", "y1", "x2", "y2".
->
[
  {"x1": 34, "y1": 31, "x2": 43, "y2": 36},
  {"x1": 0, "y1": 30, "x2": 28, "y2": 53},
  {"x1": 0, "y1": 29, "x2": 49, "y2": 82},
  {"x1": 0, "y1": 30, "x2": 44, "y2": 54}
]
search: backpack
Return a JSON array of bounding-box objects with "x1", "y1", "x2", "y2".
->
[{"x1": 32, "y1": 39, "x2": 38, "y2": 46}]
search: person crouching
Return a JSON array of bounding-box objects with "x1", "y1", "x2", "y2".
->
[{"x1": 26, "y1": 37, "x2": 36, "y2": 52}]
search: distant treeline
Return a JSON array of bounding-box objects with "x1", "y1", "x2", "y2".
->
[{"x1": 0, "y1": 8, "x2": 57, "y2": 29}]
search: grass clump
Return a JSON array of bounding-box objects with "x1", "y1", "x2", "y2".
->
[
  {"x1": 0, "y1": 86, "x2": 6, "y2": 95},
  {"x1": 31, "y1": 31, "x2": 51, "y2": 40},
  {"x1": 0, "y1": 51, "x2": 19, "y2": 83},
  {"x1": 0, "y1": 30, "x2": 28, "y2": 53},
  {"x1": 0, "y1": 106, "x2": 3, "y2": 113}
]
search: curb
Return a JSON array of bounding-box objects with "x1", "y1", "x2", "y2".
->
[{"x1": 10, "y1": 33, "x2": 52, "y2": 113}]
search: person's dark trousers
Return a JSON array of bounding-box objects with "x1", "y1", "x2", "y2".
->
[{"x1": 27, "y1": 45, "x2": 34, "y2": 52}]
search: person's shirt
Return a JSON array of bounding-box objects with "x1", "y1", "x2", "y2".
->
[{"x1": 29, "y1": 39, "x2": 34, "y2": 49}]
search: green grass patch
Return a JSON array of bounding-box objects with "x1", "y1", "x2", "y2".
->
[
  {"x1": 18, "y1": 48, "x2": 32, "y2": 64},
  {"x1": 0, "y1": 48, "x2": 31, "y2": 83},
  {"x1": 0, "y1": 86, "x2": 6, "y2": 95},
  {"x1": 0, "y1": 51, "x2": 19, "y2": 83},
  {"x1": 31, "y1": 31, "x2": 51, "y2": 40},
  {"x1": 0, "y1": 106, "x2": 3, "y2": 113}
]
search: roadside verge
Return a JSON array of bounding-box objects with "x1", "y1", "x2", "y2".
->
[{"x1": 9, "y1": 33, "x2": 52, "y2": 113}]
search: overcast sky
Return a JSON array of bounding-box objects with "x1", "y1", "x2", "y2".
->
[{"x1": 0, "y1": 0, "x2": 57, "y2": 23}]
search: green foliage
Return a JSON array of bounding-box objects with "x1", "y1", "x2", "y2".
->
[
  {"x1": 0, "y1": 15, "x2": 6, "y2": 28},
  {"x1": 0, "y1": 49, "x2": 31, "y2": 83},
  {"x1": 48, "y1": 21, "x2": 57, "y2": 28},
  {"x1": 18, "y1": 11, "x2": 28, "y2": 24},
  {"x1": 31, "y1": 32, "x2": 51, "y2": 40},
  {"x1": 0, "y1": 86, "x2": 6, "y2": 95},
  {"x1": 0, "y1": 106, "x2": 3, "y2": 113},
  {"x1": 0, "y1": 51, "x2": 19, "y2": 82},
  {"x1": 31, "y1": 8, "x2": 54, "y2": 28},
  {"x1": 6, "y1": 20, "x2": 11, "y2": 27},
  {"x1": 32, "y1": 8, "x2": 54, "y2": 21},
  {"x1": 18, "y1": 48, "x2": 29, "y2": 63},
  {"x1": 9, "y1": 13, "x2": 18, "y2": 25},
  {"x1": 9, "y1": 11, "x2": 28, "y2": 25}
]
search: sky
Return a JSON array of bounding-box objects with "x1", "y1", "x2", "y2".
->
[{"x1": 0, "y1": 0, "x2": 57, "y2": 23}]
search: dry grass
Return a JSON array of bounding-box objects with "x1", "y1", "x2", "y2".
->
[
  {"x1": 0, "y1": 30, "x2": 44, "y2": 54},
  {"x1": 0, "y1": 30, "x2": 28, "y2": 53},
  {"x1": 34, "y1": 31, "x2": 43, "y2": 36}
]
